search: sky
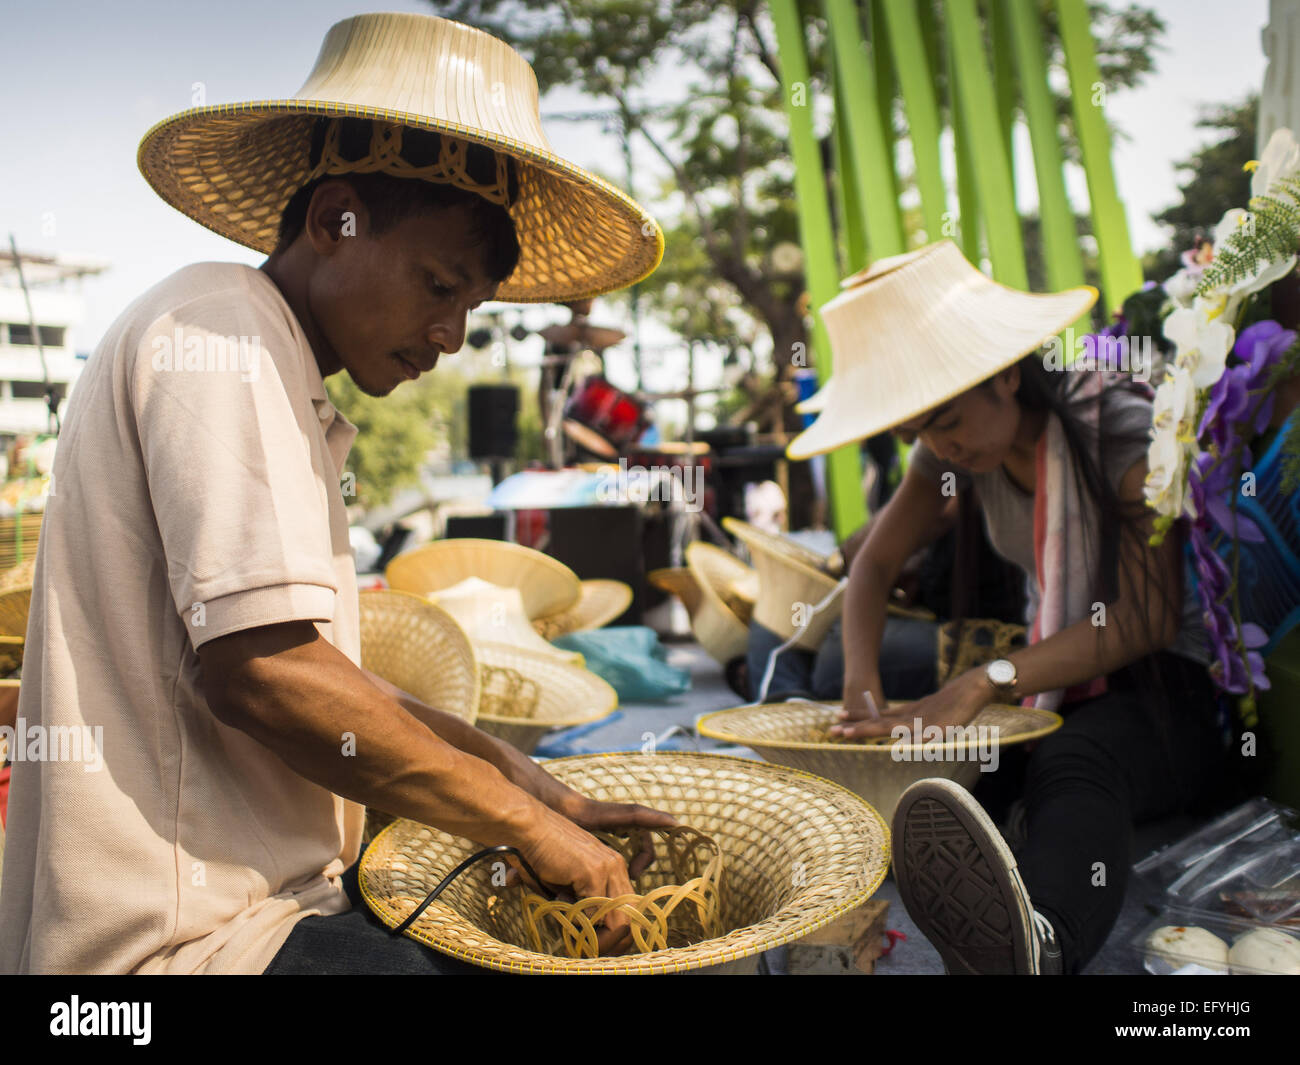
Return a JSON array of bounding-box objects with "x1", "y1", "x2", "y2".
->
[{"x1": 0, "y1": 0, "x2": 1276, "y2": 394}]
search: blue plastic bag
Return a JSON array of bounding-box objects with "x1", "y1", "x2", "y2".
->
[{"x1": 550, "y1": 626, "x2": 691, "y2": 702}]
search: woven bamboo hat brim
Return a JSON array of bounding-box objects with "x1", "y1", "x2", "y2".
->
[
  {"x1": 532, "y1": 579, "x2": 633, "y2": 641},
  {"x1": 430, "y1": 577, "x2": 583, "y2": 664},
  {"x1": 358, "y1": 589, "x2": 479, "y2": 723},
  {"x1": 698, "y1": 700, "x2": 1062, "y2": 822},
  {"x1": 136, "y1": 13, "x2": 663, "y2": 303},
  {"x1": 684, "y1": 543, "x2": 754, "y2": 666},
  {"x1": 788, "y1": 241, "x2": 1098, "y2": 460},
  {"x1": 473, "y1": 641, "x2": 618, "y2": 754},
  {"x1": 358, "y1": 751, "x2": 889, "y2": 973},
  {"x1": 647, "y1": 567, "x2": 703, "y2": 619},
  {"x1": 722, "y1": 518, "x2": 843, "y2": 651},
  {"x1": 386, "y1": 538, "x2": 580, "y2": 620}
]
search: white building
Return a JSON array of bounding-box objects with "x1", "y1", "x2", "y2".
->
[{"x1": 0, "y1": 249, "x2": 108, "y2": 440}]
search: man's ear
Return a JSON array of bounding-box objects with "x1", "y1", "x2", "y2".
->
[{"x1": 304, "y1": 179, "x2": 367, "y2": 253}]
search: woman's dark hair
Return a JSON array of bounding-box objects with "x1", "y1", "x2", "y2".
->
[
  {"x1": 945, "y1": 357, "x2": 1186, "y2": 723},
  {"x1": 275, "y1": 117, "x2": 522, "y2": 283}
]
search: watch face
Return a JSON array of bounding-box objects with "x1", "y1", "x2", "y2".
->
[{"x1": 987, "y1": 659, "x2": 1016, "y2": 686}]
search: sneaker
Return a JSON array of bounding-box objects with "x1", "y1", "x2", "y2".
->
[{"x1": 891, "y1": 777, "x2": 1063, "y2": 974}]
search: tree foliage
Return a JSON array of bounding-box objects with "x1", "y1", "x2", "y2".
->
[
  {"x1": 431, "y1": 0, "x2": 1162, "y2": 379},
  {"x1": 1148, "y1": 96, "x2": 1258, "y2": 280}
]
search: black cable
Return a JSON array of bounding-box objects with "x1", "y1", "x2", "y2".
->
[{"x1": 389, "y1": 845, "x2": 553, "y2": 937}]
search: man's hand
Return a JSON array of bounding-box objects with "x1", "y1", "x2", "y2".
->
[
  {"x1": 830, "y1": 669, "x2": 991, "y2": 742},
  {"x1": 510, "y1": 800, "x2": 678, "y2": 954}
]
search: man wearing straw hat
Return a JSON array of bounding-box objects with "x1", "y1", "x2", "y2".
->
[
  {"x1": 0, "y1": 13, "x2": 677, "y2": 975},
  {"x1": 793, "y1": 242, "x2": 1227, "y2": 975}
]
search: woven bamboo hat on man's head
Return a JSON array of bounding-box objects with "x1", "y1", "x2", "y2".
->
[
  {"x1": 137, "y1": 13, "x2": 663, "y2": 302},
  {"x1": 787, "y1": 242, "x2": 1097, "y2": 459}
]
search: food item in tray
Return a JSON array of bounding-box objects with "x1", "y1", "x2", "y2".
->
[
  {"x1": 1145, "y1": 925, "x2": 1229, "y2": 972},
  {"x1": 1219, "y1": 890, "x2": 1300, "y2": 926},
  {"x1": 1228, "y1": 927, "x2": 1300, "y2": 975}
]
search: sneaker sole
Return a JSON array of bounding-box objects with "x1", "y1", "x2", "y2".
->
[{"x1": 892, "y1": 777, "x2": 1038, "y2": 975}]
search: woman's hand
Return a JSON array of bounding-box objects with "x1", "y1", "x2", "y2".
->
[{"x1": 830, "y1": 668, "x2": 992, "y2": 741}]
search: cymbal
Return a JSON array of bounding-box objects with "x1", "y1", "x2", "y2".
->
[{"x1": 540, "y1": 321, "x2": 627, "y2": 352}]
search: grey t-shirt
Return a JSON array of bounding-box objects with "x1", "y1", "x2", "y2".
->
[{"x1": 909, "y1": 385, "x2": 1210, "y2": 666}]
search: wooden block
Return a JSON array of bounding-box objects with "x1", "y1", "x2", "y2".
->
[{"x1": 787, "y1": 897, "x2": 891, "y2": 974}]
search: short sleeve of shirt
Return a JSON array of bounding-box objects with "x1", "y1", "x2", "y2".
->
[
  {"x1": 1097, "y1": 385, "x2": 1156, "y2": 496},
  {"x1": 129, "y1": 280, "x2": 338, "y2": 649}
]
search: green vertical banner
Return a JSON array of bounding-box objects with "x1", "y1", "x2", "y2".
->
[
  {"x1": 988, "y1": 0, "x2": 1019, "y2": 182},
  {"x1": 1006, "y1": 0, "x2": 1089, "y2": 330},
  {"x1": 1055, "y1": 0, "x2": 1142, "y2": 315},
  {"x1": 944, "y1": 0, "x2": 1027, "y2": 287},
  {"x1": 825, "y1": 0, "x2": 906, "y2": 261},
  {"x1": 945, "y1": 17, "x2": 981, "y2": 264},
  {"x1": 770, "y1": 0, "x2": 866, "y2": 540},
  {"x1": 832, "y1": 77, "x2": 868, "y2": 274},
  {"x1": 880, "y1": 0, "x2": 948, "y2": 243}
]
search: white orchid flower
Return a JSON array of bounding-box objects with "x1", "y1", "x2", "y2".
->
[
  {"x1": 1164, "y1": 301, "x2": 1236, "y2": 389},
  {"x1": 1164, "y1": 268, "x2": 1199, "y2": 307},
  {"x1": 1144, "y1": 427, "x2": 1187, "y2": 518},
  {"x1": 1249, "y1": 128, "x2": 1300, "y2": 199}
]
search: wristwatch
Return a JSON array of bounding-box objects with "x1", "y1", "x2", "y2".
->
[{"x1": 984, "y1": 658, "x2": 1018, "y2": 702}]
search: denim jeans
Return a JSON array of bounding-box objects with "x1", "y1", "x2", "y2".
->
[
  {"x1": 263, "y1": 860, "x2": 489, "y2": 975},
  {"x1": 746, "y1": 616, "x2": 938, "y2": 702}
]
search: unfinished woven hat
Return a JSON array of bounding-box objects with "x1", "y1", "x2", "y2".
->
[
  {"x1": 473, "y1": 641, "x2": 618, "y2": 754},
  {"x1": 358, "y1": 751, "x2": 889, "y2": 973},
  {"x1": 429, "y1": 576, "x2": 583, "y2": 664},
  {"x1": 698, "y1": 700, "x2": 1062, "y2": 822},
  {"x1": 722, "y1": 517, "x2": 843, "y2": 652},
  {"x1": 532, "y1": 579, "x2": 633, "y2": 641},
  {"x1": 684, "y1": 543, "x2": 755, "y2": 666},
  {"x1": 358, "y1": 589, "x2": 480, "y2": 723},
  {"x1": 787, "y1": 241, "x2": 1097, "y2": 459},
  {"x1": 385, "y1": 538, "x2": 580, "y2": 620},
  {"x1": 136, "y1": 13, "x2": 663, "y2": 303}
]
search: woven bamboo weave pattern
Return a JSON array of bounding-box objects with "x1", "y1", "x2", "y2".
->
[
  {"x1": 519, "y1": 827, "x2": 723, "y2": 958},
  {"x1": 359, "y1": 752, "x2": 889, "y2": 973},
  {"x1": 478, "y1": 664, "x2": 540, "y2": 720},
  {"x1": 935, "y1": 617, "x2": 1028, "y2": 685},
  {"x1": 358, "y1": 590, "x2": 479, "y2": 723}
]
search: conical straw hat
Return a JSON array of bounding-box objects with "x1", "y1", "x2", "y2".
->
[
  {"x1": 532, "y1": 579, "x2": 633, "y2": 640},
  {"x1": 386, "y1": 539, "x2": 580, "y2": 620},
  {"x1": 358, "y1": 751, "x2": 889, "y2": 973},
  {"x1": 647, "y1": 567, "x2": 703, "y2": 619},
  {"x1": 788, "y1": 241, "x2": 1097, "y2": 459},
  {"x1": 430, "y1": 577, "x2": 583, "y2": 664},
  {"x1": 136, "y1": 13, "x2": 663, "y2": 303},
  {"x1": 472, "y1": 642, "x2": 618, "y2": 754},
  {"x1": 684, "y1": 543, "x2": 754, "y2": 666},
  {"x1": 358, "y1": 590, "x2": 480, "y2": 723},
  {"x1": 722, "y1": 518, "x2": 843, "y2": 651},
  {"x1": 699, "y1": 700, "x2": 1061, "y2": 822}
]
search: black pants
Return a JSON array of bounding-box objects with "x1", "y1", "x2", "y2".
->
[
  {"x1": 264, "y1": 860, "x2": 488, "y2": 975},
  {"x1": 972, "y1": 651, "x2": 1232, "y2": 973}
]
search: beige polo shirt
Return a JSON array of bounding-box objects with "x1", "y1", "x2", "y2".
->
[{"x1": 0, "y1": 261, "x2": 365, "y2": 974}]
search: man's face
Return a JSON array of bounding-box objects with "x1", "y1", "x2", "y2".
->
[{"x1": 304, "y1": 185, "x2": 503, "y2": 396}]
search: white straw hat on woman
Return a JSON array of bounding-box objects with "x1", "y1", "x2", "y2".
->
[
  {"x1": 137, "y1": 12, "x2": 663, "y2": 302},
  {"x1": 788, "y1": 242, "x2": 1097, "y2": 459}
]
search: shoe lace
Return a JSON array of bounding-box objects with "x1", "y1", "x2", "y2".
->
[{"x1": 1032, "y1": 910, "x2": 1057, "y2": 945}]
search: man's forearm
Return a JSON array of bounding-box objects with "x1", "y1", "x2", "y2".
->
[
  {"x1": 841, "y1": 553, "x2": 894, "y2": 696},
  {"x1": 362, "y1": 668, "x2": 571, "y2": 809},
  {"x1": 208, "y1": 632, "x2": 547, "y2": 848}
]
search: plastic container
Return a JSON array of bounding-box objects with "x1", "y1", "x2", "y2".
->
[{"x1": 1137, "y1": 907, "x2": 1300, "y2": 975}]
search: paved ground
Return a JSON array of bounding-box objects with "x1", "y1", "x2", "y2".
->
[{"x1": 534, "y1": 639, "x2": 1207, "y2": 975}]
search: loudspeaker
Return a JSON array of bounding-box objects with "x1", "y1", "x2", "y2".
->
[
  {"x1": 445, "y1": 513, "x2": 508, "y2": 541},
  {"x1": 546, "y1": 505, "x2": 650, "y2": 625},
  {"x1": 467, "y1": 384, "x2": 519, "y2": 459}
]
